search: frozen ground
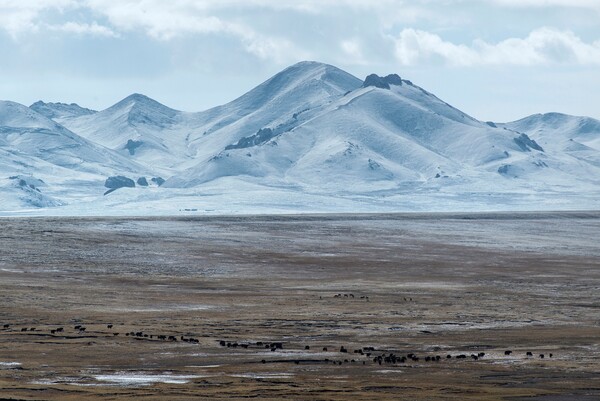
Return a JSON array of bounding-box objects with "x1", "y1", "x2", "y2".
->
[{"x1": 1, "y1": 176, "x2": 599, "y2": 217}]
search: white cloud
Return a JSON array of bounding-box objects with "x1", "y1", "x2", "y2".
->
[
  {"x1": 86, "y1": 2, "x2": 306, "y2": 62},
  {"x1": 490, "y1": 0, "x2": 600, "y2": 10},
  {"x1": 340, "y1": 39, "x2": 370, "y2": 65},
  {"x1": 0, "y1": 0, "x2": 409, "y2": 38},
  {"x1": 83, "y1": 1, "x2": 231, "y2": 40},
  {"x1": 2, "y1": 0, "x2": 600, "y2": 65},
  {"x1": 0, "y1": 0, "x2": 306, "y2": 62},
  {"x1": 48, "y1": 21, "x2": 118, "y2": 37},
  {"x1": 241, "y1": 33, "x2": 310, "y2": 62},
  {"x1": 393, "y1": 27, "x2": 600, "y2": 66},
  {"x1": 0, "y1": 0, "x2": 77, "y2": 37}
]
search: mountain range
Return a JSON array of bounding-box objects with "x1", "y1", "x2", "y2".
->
[{"x1": 1, "y1": 61, "x2": 599, "y2": 215}]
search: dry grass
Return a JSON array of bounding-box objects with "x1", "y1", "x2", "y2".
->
[{"x1": 0, "y1": 213, "x2": 599, "y2": 400}]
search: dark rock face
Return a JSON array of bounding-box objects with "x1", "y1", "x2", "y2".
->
[
  {"x1": 151, "y1": 177, "x2": 165, "y2": 186},
  {"x1": 11, "y1": 176, "x2": 42, "y2": 193},
  {"x1": 363, "y1": 74, "x2": 390, "y2": 89},
  {"x1": 137, "y1": 177, "x2": 149, "y2": 186},
  {"x1": 363, "y1": 73, "x2": 403, "y2": 90},
  {"x1": 125, "y1": 139, "x2": 144, "y2": 155},
  {"x1": 514, "y1": 133, "x2": 544, "y2": 152},
  {"x1": 498, "y1": 165, "x2": 511, "y2": 175},
  {"x1": 226, "y1": 128, "x2": 276, "y2": 150},
  {"x1": 497, "y1": 164, "x2": 524, "y2": 178},
  {"x1": 104, "y1": 176, "x2": 135, "y2": 193},
  {"x1": 383, "y1": 74, "x2": 402, "y2": 86}
]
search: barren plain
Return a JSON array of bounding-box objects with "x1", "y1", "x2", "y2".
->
[{"x1": 0, "y1": 213, "x2": 599, "y2": 400}]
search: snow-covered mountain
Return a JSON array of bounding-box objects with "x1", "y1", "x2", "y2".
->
[
  {"x1": 0, "y1": 61, "x2": 598, "y2": 215},
  {"x1": 164, "y1": 65, "x2": 555, "y2": 194}
]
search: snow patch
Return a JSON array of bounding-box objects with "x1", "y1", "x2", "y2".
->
[
  {"x1": 93, "y1": 372, "x2": 200, "y2": 386},
  {"x1": 0, "y1": 362, "x2": 21, "y2": 368}
]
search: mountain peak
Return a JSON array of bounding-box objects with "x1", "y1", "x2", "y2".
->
[
  {"x1": 116, "y1": 93, "x2": 160, "y2": 107},
  {"x1": 271, "y1": 60, "x2": 361, "y2": 85},
  {"x1": 288, "y1": 60, "x2": 327, "y2": 68},
  {"x1": 284, "y1": 60, "x2": 337, "y2": 72},
  {"x1": 226, "y1": 61, "x2": 362, "y2": 109},
  {"x1": 108, "y1": 93, "x2": 179, "y2": 116},
  {"x1": 123, "y1": 93, "x2": 153, "y2": 103}
]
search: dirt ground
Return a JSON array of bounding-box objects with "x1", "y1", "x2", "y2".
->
[{"x1": 0, "y1": 212, "x2": 599, "y2": 400}]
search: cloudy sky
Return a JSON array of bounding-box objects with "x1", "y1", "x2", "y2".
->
[{"x1": 1, "y1": 0, "x2": 599, "y2": 121}]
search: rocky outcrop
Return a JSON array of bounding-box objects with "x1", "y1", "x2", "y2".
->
[
  {"x1": 151, "y1": 177, "x2": 165, "y2": 186},
  {"x1": 383, "y1": 74, "x2": 402, "y2": 86},
  {"x1": 363, "y1": 74, "x2": 390, "y2": 89},
  {"x1": 363, "y1": 73, "x2": 403, "y2": 90},
  {"x1": 104, "y1": 176, "x2": 135, "y2": 195},
  {"x1": 125, "y1": 139, "x2": 143, "y2": 155},
  {"x1": 225, "y1": 128, "x2": 276, "y2": 150},
  {"x1": 514, "y1": 133, "x2": 544, "y2": 152}
]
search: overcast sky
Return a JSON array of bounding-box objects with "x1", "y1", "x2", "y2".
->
[{"x1": 1, "y1": 0, "x2": 599, "y2": 121}]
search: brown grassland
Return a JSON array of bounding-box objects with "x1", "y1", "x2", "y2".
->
[{"x1": 0, "y1": 213, "x2": 599, "y2": 400}]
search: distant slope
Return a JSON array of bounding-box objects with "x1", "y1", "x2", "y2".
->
[
  {"x1": 500, "y1": 113, "x2": 600, "y2": 180},
  {"x1": 501, "y1": 112, "x2": 600, "y2": 152}
]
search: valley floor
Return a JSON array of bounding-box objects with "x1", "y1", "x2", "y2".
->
[{"x1": 0, "y1": 213, "x2": 599, "y2": 400}]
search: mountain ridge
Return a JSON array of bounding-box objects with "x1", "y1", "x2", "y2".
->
[
  {"x1": 0, "y1": 60, "x2": 597, "y2": 214},
  {"x1": 30, "y1": 100, "x2": 97, "y2": 120}
]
